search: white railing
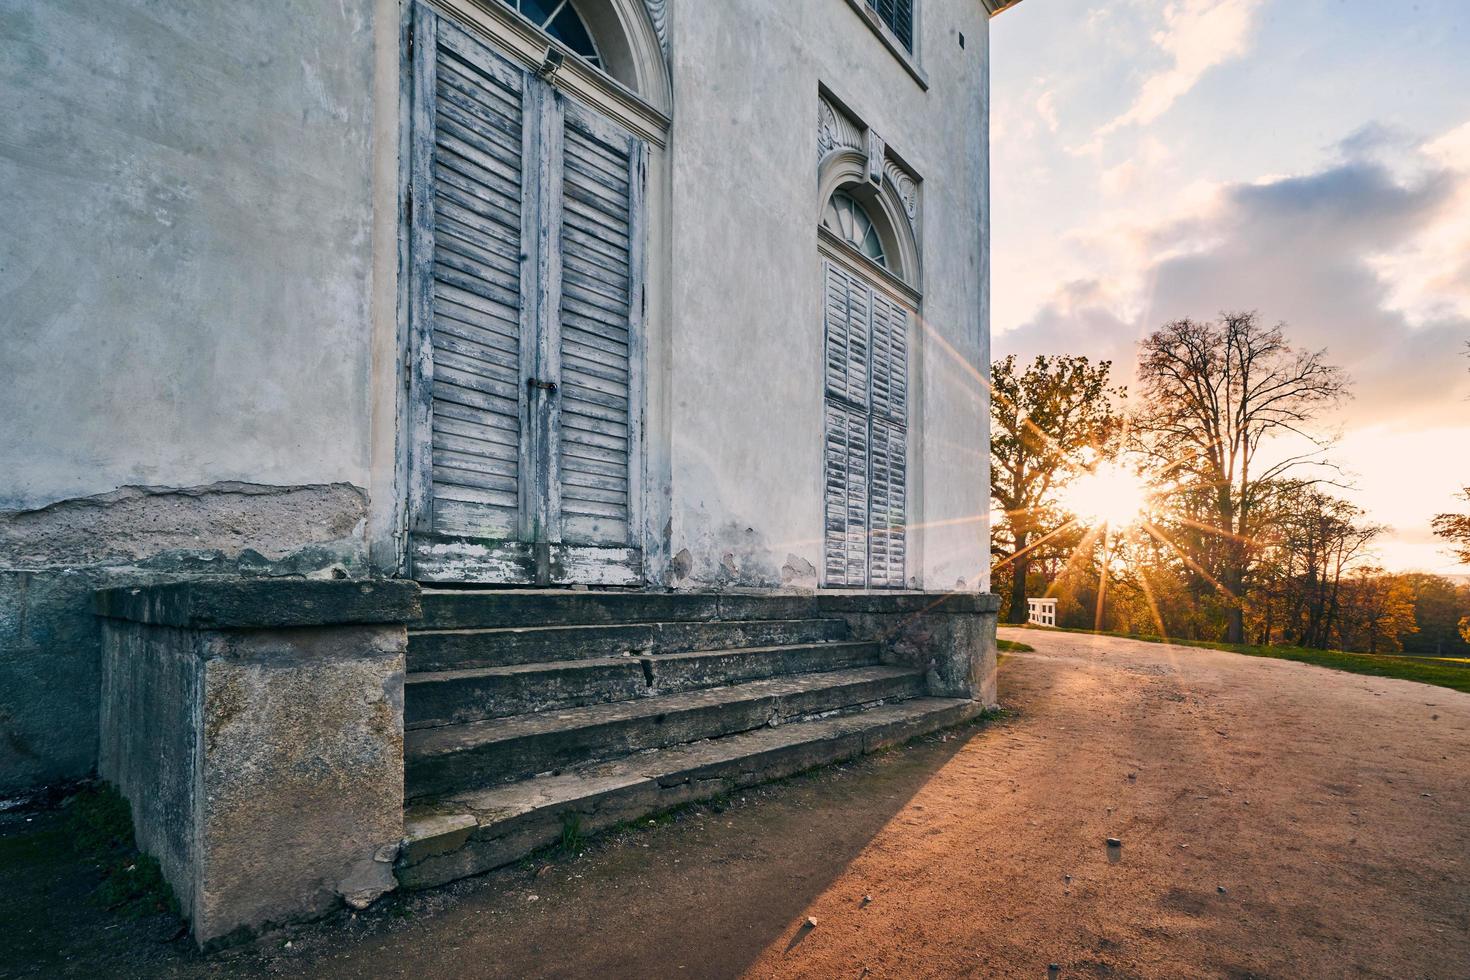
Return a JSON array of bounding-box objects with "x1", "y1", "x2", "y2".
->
[{"x1": 1026, "y1": 597, "x2": 1057, "y2": 628}]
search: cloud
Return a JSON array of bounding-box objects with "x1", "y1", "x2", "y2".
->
[
  {"x1": 1367, "y1": 120, "x2": 1470, "y2": 324},
  {"x1": 1098, "y1": 0, "x2": 1265, "y2": 137},
  {"x1": 998, "y1": 122, "x2": 1470, "y2": 426},
  {"x1": 995, "y1": 121, "x2": 1470, "y2": 570}
]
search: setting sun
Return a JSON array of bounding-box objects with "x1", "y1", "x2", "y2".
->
[{"x1": 1061, "y1": 462, "x2": 1151, "y2": 528}]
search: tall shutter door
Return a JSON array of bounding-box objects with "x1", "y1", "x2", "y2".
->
[
  {"x1": 554, "y1": 102, "x2": 643, "y2": 548},
  {"x1": 820, "y1": 261, "x2": 909, "y2": 589},
  {"x1": 410, "y1": 11, "x2": 531, "y2": 554},
  {"x1": 822, "y1": 263, "x2": 871, "y2": 587},
  {"x1": 868, "y1": 293, "x2": 908, "y2": 587},
  {"x1": 405, "y1": 2, "x2": 646, "y2": 584}
]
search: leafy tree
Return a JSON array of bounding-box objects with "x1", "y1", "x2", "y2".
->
[
  {"x1": 1255, "y1": 484, "x2": 1381, "y2": 649},
  {"x1": 989, "y1": 355, "x2": 1123, "y2": 624},
  {"x1": 1398, "y1": 573, "x2": 1470, "y2": 656},
  {"x1": 1338, "y1": 568, "x2": 1418, "y2": 654},
  {"x1": 1133, "y1": 312, "x2": 1349, "y2": 643},
  {"x1": 1432, "y1": 488, "x2": 1470, "y2": 566}
]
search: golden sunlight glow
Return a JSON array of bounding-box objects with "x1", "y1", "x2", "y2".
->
[{"x1": 1061, "y1": 462, "x2": 1151, "y2": 528}]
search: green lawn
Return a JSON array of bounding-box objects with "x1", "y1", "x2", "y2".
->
[
  {"x1": 996, "y1": 638, "x2": 1034, "y2": 653},
  {"x1": 1011, "y1": 625, "x2": 1470, "y2": 694}
]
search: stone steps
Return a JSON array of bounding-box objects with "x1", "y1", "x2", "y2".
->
[
  {"x1": 417, "y1": 589, "x2": 821, "y2": 629},
  {"x1": 398, "y1": 695, "x2": 980, "y2": 890},
  {"x1": 404, "y1": 664, "x2": 925, "y2": 799},
  {"x1": 407, "y1": 617, "x2": 851, "y2": 671},
  {"x1": 405, "y1": 640, "x2": 882, "y2": 729},
  {"x1": 395, "y1": 589, "x2": 994, "y2": 892}
]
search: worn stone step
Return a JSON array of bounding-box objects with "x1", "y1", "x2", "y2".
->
[
  {"x1": 404, "y1": 665, "x2": 926, "y2": 799},
  {"x1": 405, "y1": 641, "x2": 883, "y2": 729},
  {"x1": 397, "y1": 696, "x2": 981, "y2": 890},
  {"x1": 407, "y1": 617, "x2": 850, "y2": 671},
  {"x1": 416, "y1": 589, "x2": 821, "y2": 630}
]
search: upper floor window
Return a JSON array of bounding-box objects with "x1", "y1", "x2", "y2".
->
[
  {"x1": 498, "y1": 0, "x2": 604, "y2": 70},
  {"x1": 823, "y1": 191, "x2": 888, "y2": 268},
  {"x1": 866, "y1": 0, "x2": 914, "y2": 52}
]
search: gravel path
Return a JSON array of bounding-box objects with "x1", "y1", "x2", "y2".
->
[{"x1": 6, "y1": 628, "x2": 1467, "y2": 978}]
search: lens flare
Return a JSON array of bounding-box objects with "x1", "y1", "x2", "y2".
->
[{"x1": 1062, "y1": 462, "x2": 1150, "y2": 528}]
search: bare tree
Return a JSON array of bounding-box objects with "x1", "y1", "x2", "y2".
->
[
  {"x1": 1134, "y1": 312, "x2": 1349, "y2": 643},
  {"x1": 990, "y1": 354, "x2": 1123, "y2": 624}
]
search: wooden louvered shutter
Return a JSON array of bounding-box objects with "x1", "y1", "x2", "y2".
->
[
  {"x1": 552, "y1": 100, "x2": 644, "y2": 550},
  {"x1": 823, "y1": 263, "x2": 871, "y2": 587},
  {"x1": 824, "y1": 401, "x2": 870, "y2": 587},
  {"x1": 407, "y1": 7, "x2": 535, "y2": 581},
  {"x1": 821, "y1": 261, "x2": 909, "y2": 589},
  {"x1": 868, "y1": 292, "x2": 908, "y2": 587},
  {"x1": 405, "y1": 3, "x2": 646, "y2": 584}
]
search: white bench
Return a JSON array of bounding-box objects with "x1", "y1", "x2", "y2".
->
[{"x1": 1026, "y1": 597, "x2": 1057, "y2": 628}]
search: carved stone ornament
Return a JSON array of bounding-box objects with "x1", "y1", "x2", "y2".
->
[
  {"x1": 818, "y1": 95, "x2": 920, "y2": 237},
  {"x1": 644, "y1": 0, "x2": 667, "y2": 55},
  {"x1": 818, "y1": 95, "x2": 864, "y2": 161},
  {"x1": 883, "y1": 157, "x2": 919, "y2": 222}
]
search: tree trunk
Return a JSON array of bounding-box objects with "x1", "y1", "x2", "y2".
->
[
  {"x1": 1223, "y1": 560, "x2": 1246, "y2": 644},
  {"x1": 1007, "y1": 533, "x2": 1030, "y2": 625}
]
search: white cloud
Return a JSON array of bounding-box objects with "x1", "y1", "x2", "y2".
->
[
  {"x1": 1098, "y1": 0, "x2": 1265, "y2": 137},
  {"x1": 1366, "y1": 119, "x2": 1470, "y2": 324}
]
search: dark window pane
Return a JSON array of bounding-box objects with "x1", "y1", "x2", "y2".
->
[
  {"x1": 546, "y1": 5, "x2": 598, "y2": 60},
  {"x1": 517, "y1": 0, "x2": 559, "y2": 27},
  {"x1": 865, "y1": 0, "x2": 913, "y2": 52}
]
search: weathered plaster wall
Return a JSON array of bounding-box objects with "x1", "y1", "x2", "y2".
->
[
  {"x1": 0, "y1": 0, "x2": 379, "y2": 511},
  {"x1": 665, "y1": 0, "x2": 992, "y2": 591},
  {"x1": 0, "y1": 484, "x2": 369, "y2": 796},
  {"x1": 0, "y1": 0, "x2": 383, "y2": 794}
]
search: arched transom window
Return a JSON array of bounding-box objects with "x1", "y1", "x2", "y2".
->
[
  {"x1": 497, "y1": 0, "x2": 604, "y2": 69},
  {"x1": 822, "y1": 191, "x2": 887, "y2": 268}
]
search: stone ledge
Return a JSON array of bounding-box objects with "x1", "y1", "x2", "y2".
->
[
  {"x1": 816, "y1": 591, "x2": 1000, "y2": 616},
  {"x1": 94, "y1": 578, "x2": 421, "y2": 629}
]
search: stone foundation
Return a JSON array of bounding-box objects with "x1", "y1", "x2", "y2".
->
[
  {"x1": 95, "y1": 578, "x2": 419, "y2": 947},
  {"x1": 817, "y1": 592, "x2": 1001, "y2": 704}
]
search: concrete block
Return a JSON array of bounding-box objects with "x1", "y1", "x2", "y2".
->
[{"x1": 97, "y1": 579, "x2": 418, "y2": 946}]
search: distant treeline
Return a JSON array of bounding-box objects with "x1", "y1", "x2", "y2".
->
[{"x1": 990, "y1": 313, "x2": 1470, "y2": 657}]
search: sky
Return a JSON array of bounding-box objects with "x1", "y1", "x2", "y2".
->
[{"x1": 989, "y1": 0, "x2": 1470, "y2": 575}]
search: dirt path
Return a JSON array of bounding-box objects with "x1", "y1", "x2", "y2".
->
[{"x1": 5, "y1": 629, "x2": 1468, "y2": 978}]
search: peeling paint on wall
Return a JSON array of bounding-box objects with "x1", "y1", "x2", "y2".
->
[
  {"x1": 0, "y1": 482, "x2": 367, "y2": 569},
  {"x1": 780, "y1": 553, "x2": 818, "y2": 589}
]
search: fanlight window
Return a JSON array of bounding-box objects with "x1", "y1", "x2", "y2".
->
[
  {"x1": 498, "y1": 0, "x2": 604, "y2": 69},
  {"x1": 823, "y1": 191, "x2": 887, "y2": 268}
]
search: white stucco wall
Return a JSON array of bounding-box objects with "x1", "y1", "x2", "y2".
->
[
  {"x1": 0, "y1": 0, "x2": 379, "y2": 513},
  {"x1": 664, "y1": 0, "x2": 992, "y2": 592}
]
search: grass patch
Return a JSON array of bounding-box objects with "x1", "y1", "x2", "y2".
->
[
  {"x1": 996, "y1": 638, "x2": 1034, "y2": 653},
  {"x1": 66, "y1": 785, "x2": 179, "y2": 919},
  {"x1": 559, "y1": 813, "x2": 585, "y2": 855},
  {"x1": 1016, "y1": 625, "x2": 1470, "y2": 694}
]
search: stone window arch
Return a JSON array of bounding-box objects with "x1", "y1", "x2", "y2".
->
[
  {"x1": 492, "y1": 0, "x2": 671, "y2": 113},
  {"x1": 816, "y1": 106, "x2": 921, "y2": 289}
]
